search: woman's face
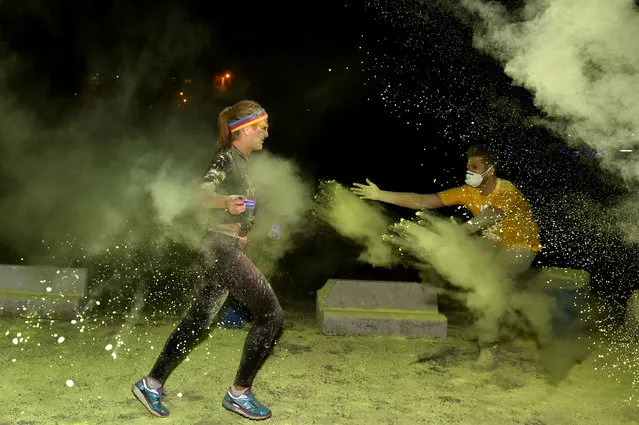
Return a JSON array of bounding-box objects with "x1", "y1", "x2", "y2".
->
[{"x1": 244, "y1": 118, "x2": 269, "y2": 152}]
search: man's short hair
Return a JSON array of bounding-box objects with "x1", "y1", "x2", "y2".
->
[{"x1": 467, "y1": 144, "x2": 498, "y2": 167}]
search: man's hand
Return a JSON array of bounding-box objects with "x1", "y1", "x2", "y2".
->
[
  {"x1": 226, "y1": 195, "x2": 247, "y2": 215},
  {"x1": 351, "y1": 178, "x2": 381, "y2": 201},
  {"x1": 460, "y1": 206, "x2": 504, "y2": 234}
]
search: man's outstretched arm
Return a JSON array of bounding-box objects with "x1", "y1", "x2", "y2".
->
[{"x1": 351, "y1": 178, "x2": 445, "y2": 210}]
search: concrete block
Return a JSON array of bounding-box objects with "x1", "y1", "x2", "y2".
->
[
  {"x1": 0, "y1": 264, "x2": 88, "y2": 317},
  {"x1": 316, "y1": 279, "x2": 447, "y2": 338},
  {"x1": 530, "y1": 267, "x2": 590, "y2": 339}
]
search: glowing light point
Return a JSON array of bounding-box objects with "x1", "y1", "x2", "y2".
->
[
  {"x1": 57, "y1": 336, "x2": 65, "y2": 343},
  {"x1": 46, "y1": 287, "x2": 52, "y2": 292},
  {"x1": 66, "y1": 380, "x2": 74, "y2": 387},
  {"x1": 177, "y1": 392, "x2": 183, "y2": 397},
  {"x1": 105, "y1": 344, "x2": 113, "y2": 351}
]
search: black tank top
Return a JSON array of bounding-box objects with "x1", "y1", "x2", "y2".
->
[{"x1": 202, "y1": 146, "x2": 256, "y2": 237}]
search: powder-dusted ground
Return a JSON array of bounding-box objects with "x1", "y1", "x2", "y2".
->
[{"x1": 1, "y1": 300, "x2": 636, "y2": 425}]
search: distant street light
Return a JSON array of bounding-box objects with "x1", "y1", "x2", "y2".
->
[{"x1": 214, "y1": 72, "x2": 233, "y2": 90}]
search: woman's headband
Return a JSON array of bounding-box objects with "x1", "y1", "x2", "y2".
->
[{"x1": 229, "y1": 109, "x2": 268, "y2": 132}]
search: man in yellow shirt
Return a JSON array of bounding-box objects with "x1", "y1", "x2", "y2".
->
[{"x1": 351, "y1": 144, "x2": 541, "y2": 370}]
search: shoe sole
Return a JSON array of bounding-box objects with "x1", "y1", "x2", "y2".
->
[
  {"x1": 222, "y1": 399, "x2": 271, "y2": 420},
  {"x1": 132, "y1": 384, "x2": 169, "y2": 418}
]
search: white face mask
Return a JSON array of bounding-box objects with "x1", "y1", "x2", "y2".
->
[{"x1": 465, "y1": 166, "x2": 493, "y2": 187}]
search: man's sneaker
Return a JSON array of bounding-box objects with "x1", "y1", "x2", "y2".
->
[
  {"x1": 223, "y1": 387, "x2": 272, "y2": 420},
  {"x1": 132, "y1": 377, "x2": 169, "y2": 417},
  {"x1": 472, "y1": 344, "x2": 500, "y2": 372}
]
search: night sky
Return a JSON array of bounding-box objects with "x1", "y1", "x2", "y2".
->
[{"x1": 0, "y1": 0, "x2": 636, "y2": 304}]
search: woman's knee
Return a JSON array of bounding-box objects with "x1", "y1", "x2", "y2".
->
[
  {"x1": 272, "y1": 304, "x2": 284, "y2": 329},
  {"x1": 256, "y1": 302, "x2": 284, "y2": 333}
]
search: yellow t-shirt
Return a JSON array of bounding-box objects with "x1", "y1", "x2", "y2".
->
[{"x1": 437, "y1": 179, "x2": 541, "y2": 252}]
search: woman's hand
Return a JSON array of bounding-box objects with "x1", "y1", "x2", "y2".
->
[{"x1": 226, "y1": 195, "x2": 247, "y2": 215}]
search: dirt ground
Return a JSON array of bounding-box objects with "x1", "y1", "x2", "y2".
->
[{"x1": 1, "y1": 299, "x2": 637, "y2": 425}]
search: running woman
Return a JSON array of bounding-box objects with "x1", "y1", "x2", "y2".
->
[{"x1": 133, "y1": 100, "x2": 284, "y2": 420}]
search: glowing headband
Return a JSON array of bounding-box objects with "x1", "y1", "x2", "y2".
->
[{"x1": 229, "y1": 109, "x2": 268, "y2": 132}]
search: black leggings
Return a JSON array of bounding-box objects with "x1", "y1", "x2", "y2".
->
[{"x1": 149, "y1": 233, "x2": 284, "y2": 388}]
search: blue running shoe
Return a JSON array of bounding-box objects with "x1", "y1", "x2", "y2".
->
[
  {"x1": 222, "y1": 387, "x2": 272, "y2": 420},
  {"x1": 132, "y1": 377, "x2": 169, "y2": 417}
]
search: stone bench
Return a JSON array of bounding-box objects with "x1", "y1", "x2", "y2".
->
[
  {"x1": 0, "y1": 264, "x2": 88, "y2": 318},
  {"x1": 316, "y1": 279, "x2": 447, "y2": 338}
]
